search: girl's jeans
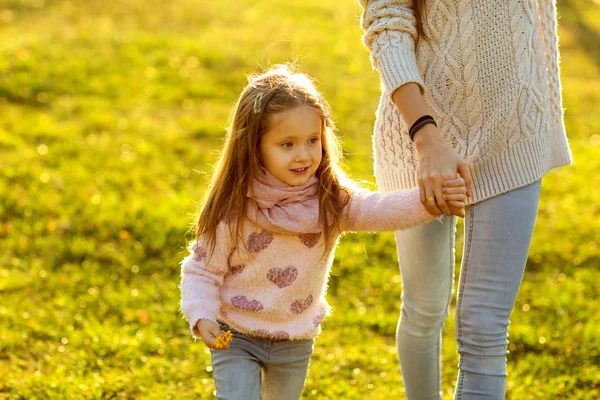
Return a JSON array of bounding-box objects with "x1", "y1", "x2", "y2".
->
[
  {"x1": 394, "y1": 180, "x2": 541, "y2": 399},
  {"x1": 210, "y1": 330, "x2": 314, "y2": 400}
]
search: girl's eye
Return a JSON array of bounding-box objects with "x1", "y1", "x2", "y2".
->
[
  {"x1": 309, "y1": 137, "x2": 320, "y2": 144},
  {"x1": 282, "y1": 142, "x2": 293, "y2": 148}
]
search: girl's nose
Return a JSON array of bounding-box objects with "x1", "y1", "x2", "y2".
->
[{"x1": 295, "y1": 146, "x2": 310, "y2": 161}]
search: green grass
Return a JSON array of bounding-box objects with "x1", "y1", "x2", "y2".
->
[{"x1": 1, "y1": 0, "x2": 599, "y2": 398}]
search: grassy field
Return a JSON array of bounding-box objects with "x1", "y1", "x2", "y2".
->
[{"x1": 1, "y1": 0, "x2": 599, "y2": 398}]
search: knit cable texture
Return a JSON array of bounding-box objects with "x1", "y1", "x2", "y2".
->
[{"x1": 360, "y1": 0, "x2": 572, "y2": 203}]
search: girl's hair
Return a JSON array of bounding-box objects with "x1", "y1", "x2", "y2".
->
[
  {"x1": 194, "y1": 64, "x2": 350, "y2": 256},
  {"x1": 413, "y1": 0, "x2": 428, "y2": 42}
]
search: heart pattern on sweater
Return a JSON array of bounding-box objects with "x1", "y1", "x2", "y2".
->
[
  {"x1": 229, "y1": 264, "x2": 245, "y2": 275},
  {"x1": 231, "y1": 295, "x2": 263, "y2": 312},
  {"x1": 247, "y1": 230, "x2": 274, "y2": 253},
  {"x1": 290, "y1": 294, "x2": 313, "y2": 314},
  {"x1": 298, "y1": 232, "x2": 321, "y2": 248},
  {"x1": 192, "y1": 243, "x2": 207, "y2": 262},
  {"x1": 221, "y1": 209, "x2": 237, "y2": 225},
  {"x1": 312, "y1": 305, "x2": 326, "y2": 327},
  {"x1": 267, "y1": 266, "x2": 298, "y2": 288}
]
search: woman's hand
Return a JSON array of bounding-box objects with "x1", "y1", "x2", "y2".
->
[
  {"x1": 414, "y1": 124, "x2": 472, "y2": 217},
  {"x1": 389, "y1": 83, "x2": 472, "y2": 217},
  {"x1": 197, "y1": 319, "x2": 230, "y2": 350}
]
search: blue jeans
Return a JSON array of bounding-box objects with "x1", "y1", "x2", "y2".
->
[
  {"x1": 210, "y1": 330, "x2": 314, "y2": 400},
  {"x1": 394, "y1": 181, "x2": 541, "y2": 399}
]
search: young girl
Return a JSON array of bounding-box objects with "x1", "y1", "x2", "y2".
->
[{"x1": 179, "y1": 65, "x2": 467, "y2": 400}]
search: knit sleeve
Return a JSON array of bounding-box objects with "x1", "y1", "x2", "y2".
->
[
  {"x1": 179, "y1": 221, "x2": 234, "y2": 337},
  {"x1": 359, "y1": 0, "x2": 424, "y2": 97},
  {"x1": 340, "y1": 186, "x2": 435, "y2": 232},
  {"x1": 535, "y1": 0, "x2": 564, "y2": 127}
]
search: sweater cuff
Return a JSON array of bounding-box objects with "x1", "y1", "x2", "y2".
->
[
  {"x1": 374, "y1": 42, "x2": 424, "y2": 99},
  {"x1": 185, "y1": 305, "x2": 219, "y2": 338}
]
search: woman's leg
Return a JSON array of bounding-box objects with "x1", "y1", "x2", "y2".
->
[
  {"x1": 261, "y1": 339, "x2": 314, "y2": 400},
  {"x1": 394, "y1": 215, "x2": 457, "y2": 400},
  {"x1": 210, "y1": 333, "x2": 265, "y2": 400},
  {"x1": 454, "y1": 181, "x2": 541, "y2": 399}
]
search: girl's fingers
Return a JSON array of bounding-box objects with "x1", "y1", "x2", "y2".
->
[
  {"x1": 210, "y1": 328, "x2": 223, "y2": 338},
  {"x1": 448, "y1": 201, "x2": 465, "y2": 208},
  {"x1": 457, "y1": 162, "x2": 473, "y2": 198},
  {"x1": 443, "y1": 193, "x2": 466, "y2": 201},
  {"x1": 201, "y1": 327, "x2": 223, "y2": 349},
  {"x1": 442, "y1": 177, "x2": 465, "y2": 187},
  {"x1": 442, "y1": 186, "x2": 467, "y2": 194},
  {"x1": 203, "y1": 337, "x2": 217, "y2": 349}
]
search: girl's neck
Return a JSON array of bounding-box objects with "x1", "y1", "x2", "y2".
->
[{"x1": 246, "y1": 170, "x2": 321, "y2": 234}]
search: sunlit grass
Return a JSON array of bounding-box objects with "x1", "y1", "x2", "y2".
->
[{"x1": 1, "y1": 0, "x2": 599, "y2": 398}]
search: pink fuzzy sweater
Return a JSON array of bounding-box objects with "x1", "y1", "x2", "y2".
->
[{"x1": 180, "y1": 183, "x2": 433, "y2": 341}]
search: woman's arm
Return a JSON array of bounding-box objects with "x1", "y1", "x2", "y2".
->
[
  {"x1": 535, "y1": 1, "x2": 563, "y2": 126},
  {"x1": 360, "y1": 0, "x2": 424, "y2": 99},
  {"x1": 392, "y1": 83, "x2": 473, "y2": 216},
  {"x1": 360, "y1": 0, "x2": 473, "y2": 215}
]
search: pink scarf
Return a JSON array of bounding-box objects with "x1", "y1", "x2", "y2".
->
[{"x1": 246, "y1": 170, "x2": 322, "y2": 234}]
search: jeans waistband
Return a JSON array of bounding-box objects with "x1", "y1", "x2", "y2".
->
[
  {"x1": 217, "y1": 321, "x2": 240, "y2": 334},
  {"x1": 217, "y1": 321, "x2": 294, "y2": 342}
]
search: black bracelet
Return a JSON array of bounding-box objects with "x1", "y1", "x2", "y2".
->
[{"x1": 409, "y1": 115, "x2": 437, "y2": 142}]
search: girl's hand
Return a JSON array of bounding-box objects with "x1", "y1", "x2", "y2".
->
[
  {"x1": 442, "y1": 176, "x2": 467, "y2": 218},
  {"x1": 414, "y1": 124, "x2": 472, "y2": 217},
  {"x1": 197, "y1": 319, "x2": 230, "y2": 350}
]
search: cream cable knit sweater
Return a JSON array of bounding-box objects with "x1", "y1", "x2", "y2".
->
[
  {"x1": 180, "y1": 187, "x2": 432, "y2": 340},
  {"x1": 359, "y1": 0, "x2": 572, "y2": 203}
]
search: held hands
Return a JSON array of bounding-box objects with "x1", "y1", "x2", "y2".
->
[
  {"x1": 440, "y1": 177, "x2": 468, "y2": 217},
  {"x1": 196, "y1": 319, "x2": 231, "y2": 350},
  {"x1": 414, "y1": 124, "x2": 473, "y2": 218}
]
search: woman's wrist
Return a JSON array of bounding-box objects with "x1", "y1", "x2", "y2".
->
[
  {"x1": 413, "y1": 124, "x2": 444, "y2": 151},
  {"x1": 409, "y1": 115, "x2": 436, "y2": 141},
  {"x1": 391, "y1": 83, "x2": 429, "y2": 125}
]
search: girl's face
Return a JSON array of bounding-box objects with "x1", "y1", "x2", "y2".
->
[{"x1": 259, "y1": 104, "x2": 323, "y2": 187}]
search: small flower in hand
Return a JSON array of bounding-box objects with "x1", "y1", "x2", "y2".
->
[{"x1": 215, "y1": 330, "x2": 232, "y2": 349}]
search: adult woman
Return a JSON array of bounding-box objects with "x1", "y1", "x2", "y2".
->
[{"x1": 358, "y1": 1, "x2": 572, "y2": 399}]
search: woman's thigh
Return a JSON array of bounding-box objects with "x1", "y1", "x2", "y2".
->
[{"x1": 456, "y1": 180, "x2": 541, "y2": 367}]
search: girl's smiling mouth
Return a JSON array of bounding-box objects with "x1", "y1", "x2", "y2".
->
[{"x1": 291, "y1": 167, "x2": 310, "y2": 174}]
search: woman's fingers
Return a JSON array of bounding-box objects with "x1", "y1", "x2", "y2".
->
[
  {"x1": 434, "y1": 185, "x2": 453, "y2": 216},
  {"x1": 423, "y1": 188, "x2": 443, "y2": 216},
  {"x1": 420, "y1": 178, "x2": 443, "y2": 216}
]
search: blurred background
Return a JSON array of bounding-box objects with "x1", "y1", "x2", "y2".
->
[{"x1": 0, "y1": 0, "x2": 598, "y2": 398}]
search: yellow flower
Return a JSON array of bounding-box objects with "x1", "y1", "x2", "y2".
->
[{"x1": 215, "y1": 330, "x2": 232, "y2": 349}]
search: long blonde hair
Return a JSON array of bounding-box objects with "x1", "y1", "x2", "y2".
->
[{"x1": 194, "y1": 64, "x2": 350, "y2": 256}]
